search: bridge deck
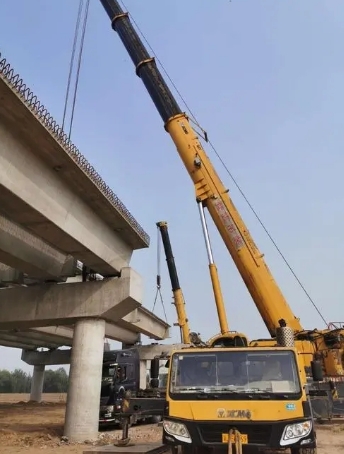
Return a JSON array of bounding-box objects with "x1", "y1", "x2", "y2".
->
[
  {"x1": 0, "y1": 51, "x2": 149, "y2": 260},
  {"x1": 0, "y1": 51, "x2": 170, "y2": 349}
]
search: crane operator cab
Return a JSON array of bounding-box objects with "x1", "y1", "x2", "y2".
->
[
  {"x1": 262, "y1": 359, "x2": 282, "y2": 380},
  {"x1": 249, "y1": 355, "x2": 300, "y2": 393},
  {"x1": 177, "y1": 356, "x2": 215, "y2": 387}
]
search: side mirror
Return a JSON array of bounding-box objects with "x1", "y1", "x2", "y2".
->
[{"x1": 310, "y1": 360, "x2": 323, "y2": 382}]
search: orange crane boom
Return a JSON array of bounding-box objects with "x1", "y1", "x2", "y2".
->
[{"x1": 99, "y1": 0, "x2": 301, "y2": 337}]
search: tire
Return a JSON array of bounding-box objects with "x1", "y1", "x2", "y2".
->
[
  {"x1": 180, "y1": 447, "x2": 207, "y2": 454},
  {"x1": 150, "y1": 415, "x2": 162, "y2": 424},
  {"x1": 291, "y1": 448, "x2": 317, "y2": 454}
]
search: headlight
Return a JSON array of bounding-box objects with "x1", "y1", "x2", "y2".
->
[
  {"x1": 105, "y1": 405, "x2": 114, "y2": 412},
  {"x1": 280, "y1": 420, "x2": 312, "y2": 446},
  {"x1": 163, "y1": 419, "x2": 191, "y2": 444},
  {"x1": 100, "y1": 406, "x2": 109, "y2": 412}
]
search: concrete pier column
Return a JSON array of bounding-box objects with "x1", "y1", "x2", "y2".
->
[
  {"x1": 64, "y1": 318, "x2": 105, "y2": 442},
  {"x1": 30, "y1": 364, "x2": 45, "y2": 402}
]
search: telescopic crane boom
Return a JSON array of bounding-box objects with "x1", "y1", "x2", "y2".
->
[
  {"x1": 156, "y1": 221, "x2": 190, "y2": 344},
  {"x1": 99, "y1": 0, "x2": 344, "y2": 379},
  {"x1": 99, "y1": 0, "x2": 301, "y2": 338}
]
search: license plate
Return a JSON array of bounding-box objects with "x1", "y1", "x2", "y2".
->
[{"x1": 222, "y1": 433, "x2": 248, "y2": 444}]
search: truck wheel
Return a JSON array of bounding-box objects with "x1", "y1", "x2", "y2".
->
[
  {"x1": 150, "y1": 415, "x2": 162, "y2": 424},
  {"x1": 180, "y1": 448, "x2": 192, "y2": 454},
  {"x1": 171, "y1": 447, "x2": 182, "y2": 454},
  {"x1": 180, "y1": 447, "x2": 206, "y2": 454},
  {"x1": 291, "y1": 448, "x2": 317, "y2": 454}
]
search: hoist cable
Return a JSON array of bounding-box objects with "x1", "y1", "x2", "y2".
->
[
  {"x1": 152, "y1": 289, "x2": 168, "y2": 322},
  {"x1": 67, "y1": 0, "x2": 90, "y2": 140},
  {"x1": 206, "y1": 138, "x2": 328, "y2": 326},
  {"x1": 157, "y1": 224, "x2": 161, "y2": 284},
  {"x1": 121, "y1": 3, "x2": 327, "y2": 326},
  {"x1": 62, "y1": 0, "x2": 84, "y2": 133},
  {"x1": 152, "y1": 226, "x2": 168, "y2": 322}
]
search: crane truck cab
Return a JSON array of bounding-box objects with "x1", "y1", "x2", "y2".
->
[
  {"x1": 163, "y1": 345, "x2": 317, "y2": 454},
  {"x1": 99, "y1": 348, "x2": 164, "y2": 426}
]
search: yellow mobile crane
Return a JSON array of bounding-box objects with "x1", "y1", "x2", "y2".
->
[
  {"x1": 96, "y1": 2, "x2": 344, "y2": 387},
  {"x1": 99, "y1": 2, "x2": 322, "y2": 453}
]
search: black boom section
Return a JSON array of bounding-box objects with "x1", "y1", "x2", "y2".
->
[
  {"x1": 99, "y1": 0, "x2": 182, "y2": 123},
  {"x1": 158, "y1": 223, "x2": 181, "y2": 291}
]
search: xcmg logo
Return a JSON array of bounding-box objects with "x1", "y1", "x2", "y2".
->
[{"x1": 217, "y1": 408, "x2": 252, "y2": 419}]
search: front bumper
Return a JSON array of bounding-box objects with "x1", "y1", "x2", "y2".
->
[
  {"x1": 99, "y1": 400, "x2": 122, "y2": 425},
  {"x1": 99, "y1": 409, "x2": 120, "y2": 425},
  {"x1": 162, "y1": 418, "x2": 317, "y2": 451}
]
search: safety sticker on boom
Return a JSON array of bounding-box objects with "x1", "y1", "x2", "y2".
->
[{"x1": 211, "y1": 198, "x2": 244, "y2": 250}]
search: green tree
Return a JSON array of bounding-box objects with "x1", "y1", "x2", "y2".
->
[
  {"x1": 0, "y1": 369, "x2": 14, "y2": 392},
  {"x1": 43, "y1": 368, "x2": 68, "y2": 392},
  {"x1": 0, "y1": 368, "x2": 69, "y2": 393},
  {"x1": 54, "y1": 367, "x2": 69, "y2": 392},
  {"x1": 12, "y1": 369, "x2": 31, "y2": 393}
]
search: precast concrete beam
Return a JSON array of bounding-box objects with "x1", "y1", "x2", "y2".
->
[
  {"x1": 0, "y1": 74, "x2": 149, "y2": 276},
  {"x1": 33, "y1": 322, "x2": 140, "y2": 345},
  {"x1": 21, "y1": 325, "x2": 138, "y2": 366},
  {"x1": 0, "y1": 267, "x2": 142, "y2": 329},
  {"x1": 31, "y1": 326, "x2": 74, "y2": 345},
  {"x1": 0, "y1": 331, "x2": 63, "y2": 349},
  {"x1": 133, "y1": 343, "x2": 186, "y2": 360},
  {"x1": 118, "y1": 306, "x2": 170, "y2": 340},
  {"x1": 0, "y1": 263, "x2": 24, "y2": 285},
  {"x1": 0, "y1": 267, "x2": 67, "y2": 287},
  {"x1": 104, "y1": 323, "x2": 140, "y2": 344},
  {"x1": 12, "y1": 327, "x2": 73, "y2": 347},
  {"x1": 0, "y1": 327, "x2": 74, "y2": 351},
  {"x1": 22, "y1": 348, "x2": 72, "y2": 366},
  {"x1": 0, "y1": 339, "x2": 35, "y2": 349},
  {"x1": 21, "y1": 343, "x2": 183, "y2": 367},
  {"x1": 0, "y1": 214, "x2": 76, "y2": 280}
]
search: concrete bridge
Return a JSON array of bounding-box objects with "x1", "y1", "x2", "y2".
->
[{"x1": 0, "y1": 50, "x2": 170, "y2": 442}]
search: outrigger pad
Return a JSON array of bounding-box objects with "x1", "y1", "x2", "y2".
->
[{"x1": 83, "y1": 442, "x2": 169, "y2": 454}]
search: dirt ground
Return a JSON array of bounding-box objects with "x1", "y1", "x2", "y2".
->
[{"x1": 0, "y1": 394, "x2": 343, "y2": 454}]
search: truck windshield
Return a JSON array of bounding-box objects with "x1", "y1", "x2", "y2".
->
[
  {"x1": 169, "y1": 350, "x2": 302, "y2": 399},
  {"x1": 102, "y1": 364, "x2": 116, "y2": 378}
]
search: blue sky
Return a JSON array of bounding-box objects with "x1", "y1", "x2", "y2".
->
[{"x1": 1, "y1": 0, "x2": 344, "y2": 373}]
